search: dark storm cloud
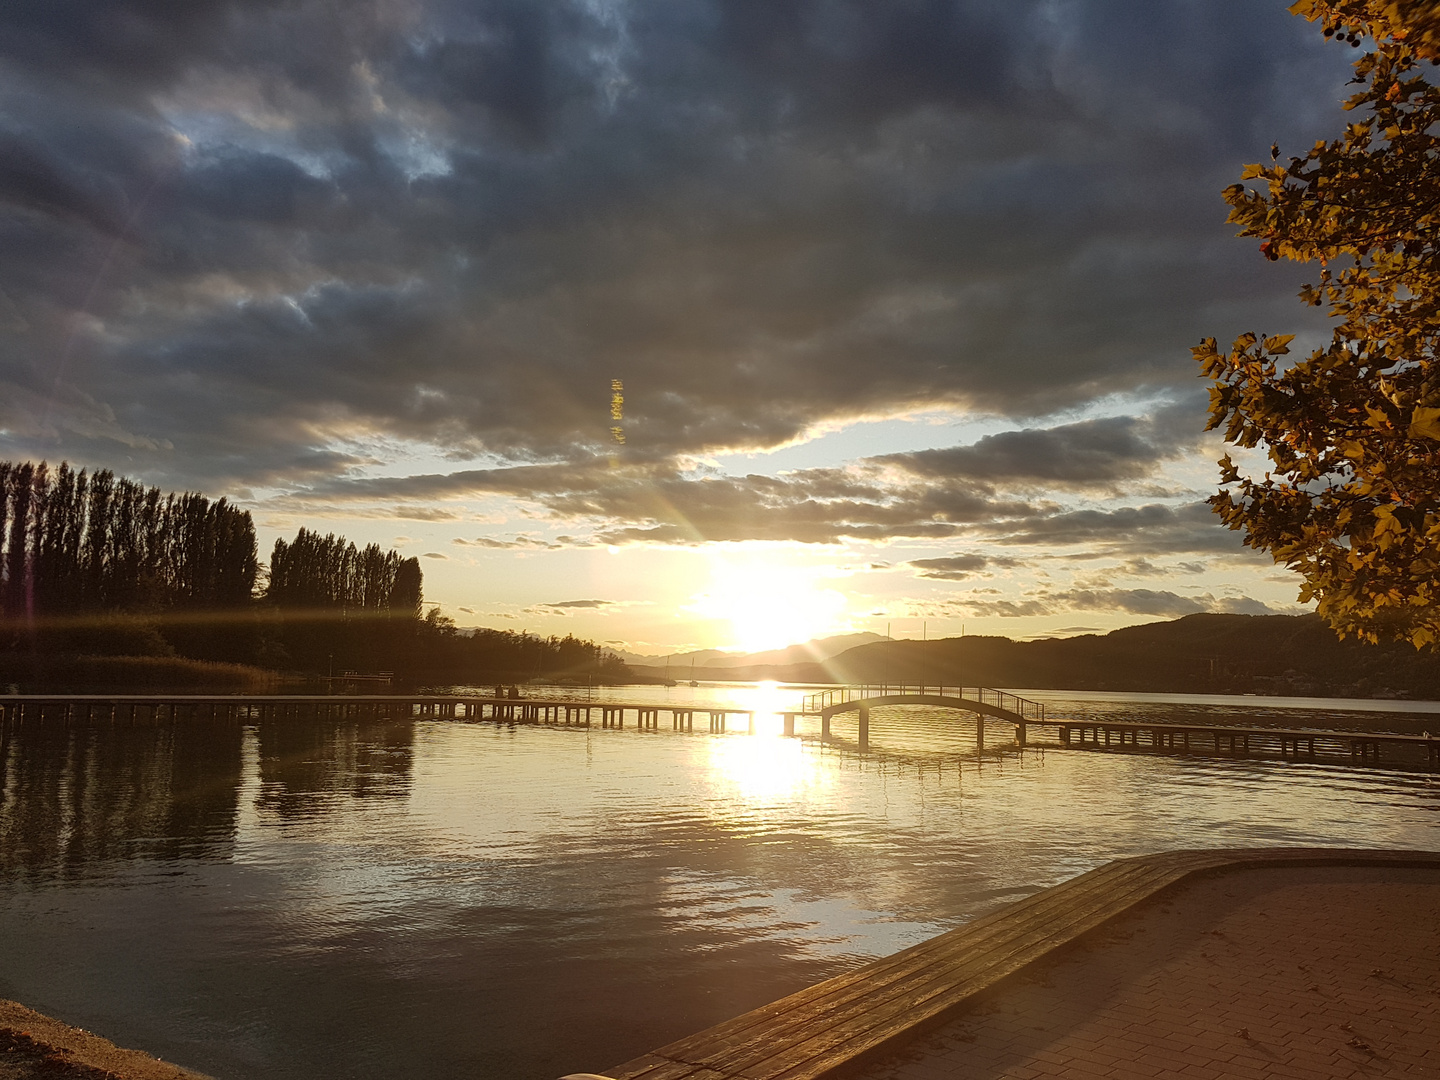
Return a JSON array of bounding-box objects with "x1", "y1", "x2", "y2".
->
[
  {"x1": 879, "y1": 410, "x2": 1195, "y2": 488},
  {"x1": 0, "y1": 0, "x2": 1355, "y2": 494},
  {"x1": 975, "y1": 501, "x2": 1251, "y2": 557}
]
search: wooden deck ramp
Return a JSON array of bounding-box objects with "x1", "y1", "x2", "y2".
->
[{"x1": 578, "y1": 847, "x2": 1440, "y2": 1080}]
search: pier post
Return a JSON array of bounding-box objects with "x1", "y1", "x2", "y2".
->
[
  {"x1": 857, "y1": 707, "x2": 869, "y2": 752},
  {"x1": 1015, "y1": 721, "x2": 1026, "y2": 747},
  {"x1": 782, "y1": 713, "x2": 795, "y2": 737},
  {"x1": 821, "y1": 714, "x2": 831, "y2": 740},
  {"x1": 976, "y1": 713, "x2": 984, "y2": 753}
]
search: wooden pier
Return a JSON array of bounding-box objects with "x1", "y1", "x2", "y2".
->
[
  {"x1": 805, "y1": 684, "x2": 1045, "y2": 754},
  {"x1": 1049, "y1": 718, "x2": 1439, "y2": 765},
  {"x1": 805, "y1": 684, "x2": 1438, "y2": 768},
  {"x1": 0, "y1": 693, "x2": 766, "y2": 733},
  {"x1": 0, "y1": 686, "x2": 1434, "y2": 768}
]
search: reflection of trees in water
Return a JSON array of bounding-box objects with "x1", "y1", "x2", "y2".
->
[
  {"x1": 0, "y1": 721, "x2": 243, "y2": 879},
  {"x1": 256, "y1": 718, "x2": 414, "y2": 821},
  {"x1": 0, "y1": 715, "x2": 420, "y2": 875}
]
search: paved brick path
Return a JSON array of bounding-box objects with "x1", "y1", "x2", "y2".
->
[{"x1": 854, "y1": 865, "x2": 1440, "y2": 1080}]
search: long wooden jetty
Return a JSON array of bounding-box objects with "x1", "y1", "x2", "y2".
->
[
  {"x1": 0, "y1": 686, "x2": 1435, "y2": 767},
  {"x1": 1050, "y1": 717, "x2": 1439, "y2": 765},
  {"x1": 0, "y1": 693, "x2": 765, "y2": 733}
]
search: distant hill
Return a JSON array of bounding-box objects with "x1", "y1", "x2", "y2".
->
[
  {"x1": 626, "y1": 614, "x2": 1440, "y2": 699},
  {"x1": 613, "y1": 632, "x2": 887, "y2": 670}
]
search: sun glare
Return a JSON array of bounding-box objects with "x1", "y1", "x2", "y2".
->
[
  {"x1": 706, "y1": 727, "x2": 820, "y2": 802},
  {"x1": 689, "y1": 552, "x2": 848, "y2": 652}
]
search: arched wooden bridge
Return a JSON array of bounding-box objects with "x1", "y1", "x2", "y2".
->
[{"x1": 801, "y1": 684, "x2": 1046, "y2": 752}]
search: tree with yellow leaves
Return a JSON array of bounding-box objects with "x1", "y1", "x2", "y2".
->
[{"x1": 1197, "y1": 0, "x2": 1440, "y2": 647}]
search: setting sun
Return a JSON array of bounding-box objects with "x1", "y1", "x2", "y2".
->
[{"x1": 688, "y1": 550, "x2": 849, "y2": 652}]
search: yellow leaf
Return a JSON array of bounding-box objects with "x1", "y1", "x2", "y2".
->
[{"x1": 1408, "y1": 406, "x2": 1440, "y2": 440}]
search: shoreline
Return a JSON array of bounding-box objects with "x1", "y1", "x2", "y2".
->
[
  {"x1": 7, "y1": 848, "x2": 1436, "y2": 1080},
  {"x1": 0, "y1": 1000, "x2": 212, "y2": 1080}
]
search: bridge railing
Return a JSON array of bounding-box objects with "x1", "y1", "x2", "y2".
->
[{"x1": 801, "y1": 684, "x2": 1046, "y2": 722}]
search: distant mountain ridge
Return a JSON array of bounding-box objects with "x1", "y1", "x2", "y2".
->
[
  {"x1": 625, "y1": 614, "x2": 1440, "y2": 700},
  {"x1": 611, "y1": 632, "x2": 887, "y2": 670}
]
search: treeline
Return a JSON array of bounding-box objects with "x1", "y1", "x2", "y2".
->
[
  {"x1": 261, "y1": 530, "x2": 624, "y2": 681},
  {"x1": 403, "y1": 624, "x2": 628, "y2": 686},
  {"x1": 0, "y1": 461, "x2": 258, "y2": 659},
  {"x1": 264, "y1": 528, "x2": 424, "y2": 676},
  {"x1": 0, "y1": 461, "x2": 627, "y2": 689},
  {"x1": 269, "y1": 528, "x2": 421, "y2": 618},
  {"x1": 0, "y1": 461, "x2": 257, "y2": 619}
]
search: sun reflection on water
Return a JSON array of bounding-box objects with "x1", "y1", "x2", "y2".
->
[
  {"x1": 704, "y1": 724, "x2": 826, "y2": 803},
  {"x1": 723, "y1": 680, "x2": 789, "y2": 737}
]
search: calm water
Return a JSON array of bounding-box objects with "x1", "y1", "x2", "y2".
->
[{"x1": 2, "y1": 684, "x2": 1438, "y2": 1080}]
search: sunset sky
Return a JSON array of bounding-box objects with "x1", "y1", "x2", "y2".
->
[{"x1": 0, "y1": 1, "x2": 1361, "y2": 653}]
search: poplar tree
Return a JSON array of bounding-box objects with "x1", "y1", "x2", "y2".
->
[{"x1": 1196, "y1": 0, "x2": 1440, "y2": 646}]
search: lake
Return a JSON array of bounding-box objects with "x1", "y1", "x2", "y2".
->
[{"x1": 1, "y1": 683, "x2": 1438, "y2": 1079}]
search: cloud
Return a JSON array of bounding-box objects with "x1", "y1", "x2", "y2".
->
[
  {"x1": 908, "y1": 552, "x2": 1023, "y2": 580},
  {"x1": 453, "y1": 535, "x2": 566, "y2": 550},
  {"x1": 0, "y1": 0, "x2": 1352, "y2": 496},
  {"x1": 949, "y1": 587, "x2": 1289, "y2": 619},
  {"x1": 273, "y1": 421, "x2": 1264, "y2": 551},
  {"x1": 420, "y1": 551, "x2": 448, "y2": 559},
  {"x1": 946, "y1": 598, "x2": 1054, "y2": 618},
  {"x1": 263, "y1": 505, "x2": 467, "y2": 523},
  {"x1": 878, "y1": 411, "x2": 1197, "y2": 489},
  {"x1": 527, "y1": 598, "x2": 618, "y2": 615},
  {"x1": 300, "y1": 453, "x2": 1046, "y2": 544},
  {"x1": 973, "y1": 501, "x2": 1253, "y2": 557}
]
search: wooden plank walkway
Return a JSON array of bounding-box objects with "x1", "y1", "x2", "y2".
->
[
  {"x1": 1041, "y1": 718, "x2": 1440, "y2": 765},
  {"x1": 805, "y1": 685, "x2": 1047, "y2": 722},
  {"x1": 581, "y1": 848, "x2": 1440, "y2": 1080},
  {"x1": 804, "y1": 685, "x2": 1439, "y2": 766},
  {"x1": 0, "y1": 693, "x2": 766, "y2": 733},
  {"x1": 2, "y1": 689, "x2": 1435, "y2": 764}
]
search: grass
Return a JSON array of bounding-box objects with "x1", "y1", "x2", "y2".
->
[{"x1": 0, "y1": 653, "x2": 283, "y2": 694}]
